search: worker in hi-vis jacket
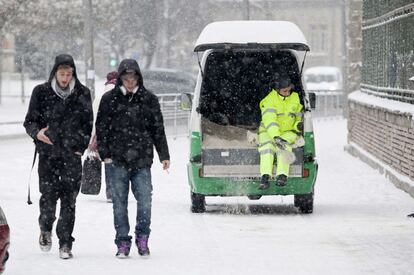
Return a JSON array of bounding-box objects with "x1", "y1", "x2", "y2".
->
[{"x1": 258, "y1": 74, "x2": 303, "y2": 189}]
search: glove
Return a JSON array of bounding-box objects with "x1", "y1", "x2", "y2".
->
[
  {"x1": 246, "y1": 130, "x2": 258, "y2": 145},
  {"x1": 296, "y1": 121, "x2": 303, "y2": 133},
  {"x1": 274, "y1": 137, "x2": 288, "y2": 150},
  {"x1": 103, "y1": 158, "x2": 113, "y2": 164}
]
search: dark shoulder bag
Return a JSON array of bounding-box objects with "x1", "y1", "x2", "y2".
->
[{"x1": 81, "y1": 149, "x2": 102, "y2": 195}]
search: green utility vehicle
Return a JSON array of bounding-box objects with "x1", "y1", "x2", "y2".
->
[{"x1": 183, "y1": 21, "x2": 318, "y2": 214}]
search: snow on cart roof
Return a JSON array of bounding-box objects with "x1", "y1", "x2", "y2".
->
[{"x1": 194, "y1": 21, "x2": 309, "y2": 52}]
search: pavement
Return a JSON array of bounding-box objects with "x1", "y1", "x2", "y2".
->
[{"x1": 0, "y1": 97, "x2": 29, "y2": 139}]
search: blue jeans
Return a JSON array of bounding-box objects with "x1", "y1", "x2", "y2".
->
[
  {"x1": 104, "y1": 163, "x2": 113, "y2": 200},
  {"x1": 106, "y1": 163, "x2": 153, "y2": 245}
]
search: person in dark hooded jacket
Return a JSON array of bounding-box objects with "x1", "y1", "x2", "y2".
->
[
  {"x1": 96, "y1": 59, "x2": 170, "y2": 258},
  {"x1": 23, "y1": 54, "x2": 93, "y2": 259}
]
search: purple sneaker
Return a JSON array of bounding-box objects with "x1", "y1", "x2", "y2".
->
[
  {"x1": 135, "y1": 235, "x2": 150, "y2": 257},
  {"x1": 116, "y1": 241, "x2": 131, "y2": 259}
]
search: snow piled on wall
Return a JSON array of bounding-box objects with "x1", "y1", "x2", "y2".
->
[{"x1": 348, "y1": 90, "x2": 414, "y2": 120}]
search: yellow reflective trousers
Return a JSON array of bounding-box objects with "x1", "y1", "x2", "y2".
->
[{"x1": 258, "y1": 89, "x2": 303, "y2": 177}]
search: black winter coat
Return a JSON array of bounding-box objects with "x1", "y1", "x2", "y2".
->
[
  {"x1": 96, "y1": 86, "x2": 169, "y2": 170},
  {"x1": 24, "y1": 54, "x2": 93, "y2": 157}
]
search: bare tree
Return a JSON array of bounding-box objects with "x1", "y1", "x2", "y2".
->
[
  {"x1": 0, "y1": 0, "x2": 38, "y2": 103},
  {"x1": 94, "y1": 0, "x2": 162, "y2": 68},
  {"x1": 10, "y1": 0, "x2": 85, "y2": 78}
]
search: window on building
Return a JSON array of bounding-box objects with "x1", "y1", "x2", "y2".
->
[{"x1": 309, "y1": 24, "x2": 328, "y2": 53}]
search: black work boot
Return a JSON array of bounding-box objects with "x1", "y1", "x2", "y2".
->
[
  {"x1": 39, "y1": 231, "x2": 52, "y2": 252},
  {"x1": 258, "y1": 174, "x2": 270, "y2": 190},
  {"x1": 59, "y1": 244, "x2": 73, "y2": 259},
  {"x1": 275, "y1": 174, "x2": 287, "y2": 187}
]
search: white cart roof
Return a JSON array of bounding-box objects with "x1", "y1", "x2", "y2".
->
[{"x1": 194, "y1": 21, "x2": 309, "y2": 52}]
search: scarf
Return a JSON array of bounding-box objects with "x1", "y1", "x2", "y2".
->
[{"x1": 51, "y1": 77, "x2": 75, "y2": 99}]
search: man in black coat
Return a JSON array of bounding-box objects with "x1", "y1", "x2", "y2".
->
[
  {"x1": 96, "y1": 59, "x2": 170, "y2": 258},
  {"x1": 24, "y1": 54, "x2": 93, "y2": 259}
]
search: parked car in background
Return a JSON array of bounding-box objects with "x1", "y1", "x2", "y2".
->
[
  {"x1": 142, "y1": 68, "x2": 196, "y2": 123},
  {"x1": 141, "y1": 68, "x2": 196, "y2": 99},
  {"x1": 0, "y1": 206, "x2": 10, "y2": 274},
  {"x1": 304, "y1": 66, "x2": 343, "y2": 91}
]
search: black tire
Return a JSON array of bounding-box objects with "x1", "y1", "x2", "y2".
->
[
  {"x1": 247, "y1": 195, "x2": 262, "y2": 200},
  {"x1": 191, "y1": 192, "x2": 206, "y2": 213},
  {"x1": 294, "y1": 193, "x2": 314, "y2": 214}
]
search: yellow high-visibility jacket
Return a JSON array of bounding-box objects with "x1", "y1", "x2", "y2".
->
[{"x1": 259, "y1": 89, "x2": 303, "y2": 144}]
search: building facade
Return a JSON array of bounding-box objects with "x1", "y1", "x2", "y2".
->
[
  {"x1": 213, "y1": 0, "x2": 346, "y2": 73},
  {"x1": 0, "y1": 34, "x2": 15, "y2": 73}
]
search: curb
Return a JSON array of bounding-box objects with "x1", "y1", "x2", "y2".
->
[
  {"x1": 344, "y1": 143, "x2": 414, "y2": 199},
  {"x1": 0, "y1": 133, "x2": 28, "y2": 141}
]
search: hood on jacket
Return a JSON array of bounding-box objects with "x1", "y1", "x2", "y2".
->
[
  {"x1": 116, "y1": 59, "x2": 144, "y2": 88},
  {"x1": 48, "y1": 54, "x2": 79, "y2": 84},
  {"x1": 272, "y1": 73, "x2": 292, "y2": 90}
]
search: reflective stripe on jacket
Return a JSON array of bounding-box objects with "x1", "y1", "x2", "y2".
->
[{"x1": 259, "y1": 89, "x2": 303, "y2": 144}]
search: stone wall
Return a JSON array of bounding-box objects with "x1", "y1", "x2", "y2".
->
[
  {"x1": 348, "y1": 101, "x2": 414, "y2": 181},
  {"x1": 346, "y1": 1, "x2": 414, "y2": 196}
]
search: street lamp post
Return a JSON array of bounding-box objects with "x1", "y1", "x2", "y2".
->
[
  {"x1": 243, "y1": 0, "x2": 250, "y2": 20},
  {"x1": 83, "y1": 0, "x2": 95, "y2": 100},
  {"x1": 20, "y1": 54, "x2": 25, "y2": 104},
  {"x1": 341, "y1": 0, "x2": 348, "y2": 117},
  {"x1": 0, "y1": 47, "x2": 2, "y2": 105}
]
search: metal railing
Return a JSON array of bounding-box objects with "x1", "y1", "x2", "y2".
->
[
  {"x1": 157, "y1": 93, "x2": 189, "y2": 121},
  {"x1": 308, "y1": 90, "x2": 345, "y2": 118},
  {"x1": 157, "y1": 93, "x2": 190, "y2": 137},
  {"x1": 0, "y1": 92, "x2": 345, "y2": 139},
  {"x1": 361, "y1": 1, "x2": 414, "y2": 104},
  {"x1": 0, "y1": 93, "x2": 191, "y2": 139},
  {"x1": 360, "y1": 84, "x2": 414, "y2": 104}
]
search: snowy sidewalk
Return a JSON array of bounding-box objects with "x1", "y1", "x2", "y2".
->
[
  {"x1": 0, "y1": 98, "x2": 29, "y2": 139},
  {"x1": 0, "y1": 119, "x2": 413, "y2": 275}
]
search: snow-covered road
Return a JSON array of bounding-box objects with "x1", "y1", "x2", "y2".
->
[{"x1": 1, "y1": 119, "x2": 413, "y2": 275}]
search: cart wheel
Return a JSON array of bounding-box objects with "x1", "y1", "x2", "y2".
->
[
  {"x1": 294, "y1": 193, "x2": 314, "y2": 214},
  {"x1": 247, "y1": 195, "x2": 262, "y2": 200},
  {"x1": 191, "y1": 192, "x2": 206, "y2": 213}
]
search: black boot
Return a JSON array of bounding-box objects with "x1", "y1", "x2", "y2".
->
[
  {"x1": 258, "y1": 174, "x2": 270, "y2": 190},
  {"x1": 39, "y1": 231, "x2": 52, "y2": 252},
  {"x1": 408, "y1": 213, "x2": 414, "y2": 218},
  {"x1": 275, "y1": 174, "x2": 287, "y2": 187}
]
